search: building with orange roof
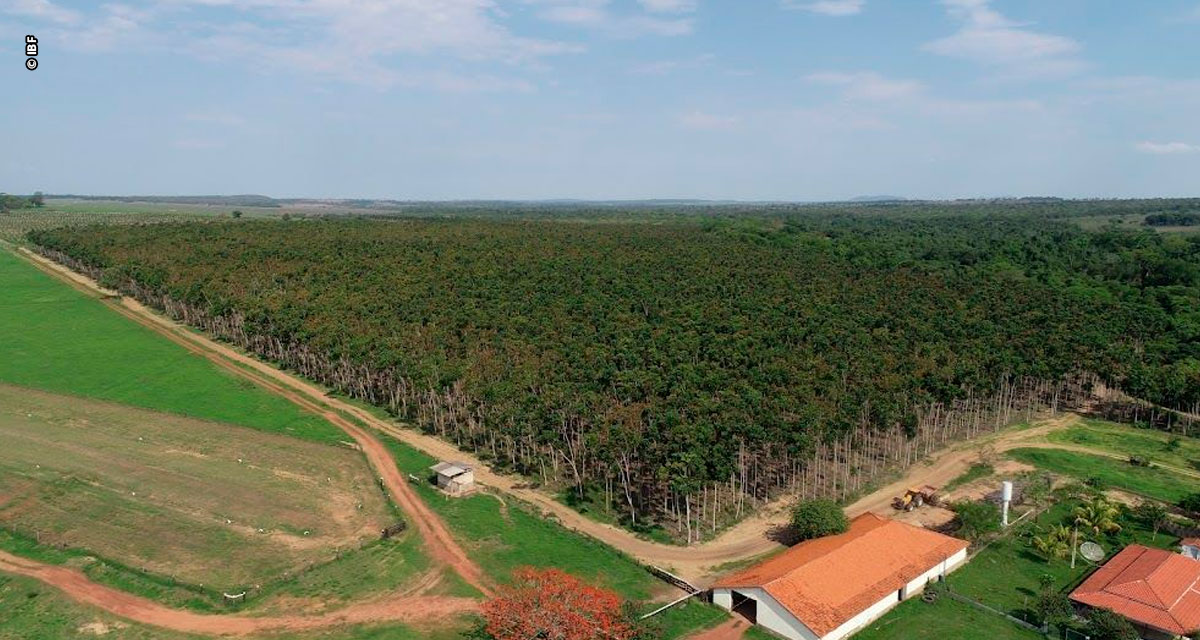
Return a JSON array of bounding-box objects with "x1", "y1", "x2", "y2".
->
[
  {"x1": 1070, "y1": 544, "x2": 1200, "y2": 640},
  {"x1": 710, "y1": 513, "x2": 969, "y2": 640}
]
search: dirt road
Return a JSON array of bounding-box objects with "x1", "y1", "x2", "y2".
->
[
  {"x1": 12, "y1": 248, "x2": 1148, "y2": 586},
  {"x1": 14, "y1": 248, "x2": 492, "y2": 598},
  {"x1": 0, "y1": 550, "x2": 474, "y2": 636}
]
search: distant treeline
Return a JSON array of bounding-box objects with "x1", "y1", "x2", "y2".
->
[
  {"x1": 28, "y1": 201, "x2": 1200, "y2": 539},
  {"x1": 53, "y1": 194, "x2": 280, "y2": 207},
  {"x1": 1146, "y1": 212, "x2": 1200, "y2": 227},
  {"x1": 0, "y1": 192, "x2": 43, "y2": 212}
]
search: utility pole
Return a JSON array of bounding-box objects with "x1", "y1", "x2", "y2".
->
[{"x1": 1070, "y1": 526, "x2": 1079, "y2": 569}]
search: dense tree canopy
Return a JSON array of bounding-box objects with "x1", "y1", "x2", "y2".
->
[{"x1": 28, "y1": 201, "x2": 1200, "y2": 535}]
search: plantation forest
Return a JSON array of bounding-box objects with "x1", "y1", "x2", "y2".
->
[{"x1": 27, "y1": 200, "x2": 1200, "y2": 541}]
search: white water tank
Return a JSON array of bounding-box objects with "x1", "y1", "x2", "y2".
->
[{"x1": 1002, "y1": 481, "x2": 1013, "y2": 502}]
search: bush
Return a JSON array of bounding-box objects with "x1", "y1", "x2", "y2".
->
[
  {"x1": 1179, "y1": 493, "x2": 1200, "y2": 516},
  {"x1": 790, "y1": 499, "x2": 848, "y2": 542},
  {"x1": 952, "y1": 501, "x2": 1001, "y2": 542},
  {"x1": 1127, "y1": 455, "x2": 1152, "y2": 468},
  {"x1": 1034, "y1": 590, "x2": 1073, "y2": 627},
  {"x1": 1085, "y1": 608, "x2": 1139, "y2": 640}
]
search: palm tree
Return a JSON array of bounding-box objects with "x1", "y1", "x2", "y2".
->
[
  {"x1": 1073, "y1": 497, "x2": 1122, "y2": 538},
  {"x1": 1032, "y1": 525, "x2": 1073, "y2": 562}
]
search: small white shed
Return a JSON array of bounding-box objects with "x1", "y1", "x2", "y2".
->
[{"x1": 430, "y1": 461, "x2": 475, "y2": 496}]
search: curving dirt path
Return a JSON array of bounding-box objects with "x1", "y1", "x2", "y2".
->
[
  {"x1": 12, "y1": 248, "x2": 1173, "y2": 587},
  {"x1": 0, "y1": 550, "x2": 474, "y2": 636},
  {"x1": 11, "y1": 248, "x2": 493, "y2": 598}
]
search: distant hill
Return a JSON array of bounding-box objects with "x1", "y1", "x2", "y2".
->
[{"x1": 850, "y1": 195, "x2": 908, "y2": 203}]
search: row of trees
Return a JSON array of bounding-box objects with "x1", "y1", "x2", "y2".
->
[
  {"x1": 0, "y1": 192, "x2": 43, "y2": 212},
  {"x1": 28, "y1": 202, "x2": 1200, "y2": 538},
  {"x1": 1145, "y1": 211, "x2": 1200, "y2": 227}
]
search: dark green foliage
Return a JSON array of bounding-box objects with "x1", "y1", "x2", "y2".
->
[
  {"x1": 25, "y1": 201, "x2": 1200, "y2": 527},
  {"x1": 789, "y1": 499, "x2": 848, "y2": 542},
  {"x1": 1034, "y1": 590, "x2": 1073, "y2": 627},
  {"x1": 1145, "y1": 211, "x2": 1200, "y2": 227},
  {"x1": 0, "y1": 193, "x2": 36, "y2": 212},
  {"x1": 952, "y1": 501, "x2": 1001, "y2": 542},
  {"x1": 1085, "y1": 608, "x2": 1139, "y2": 640},
  {"x1": 1132, "y1": 501, "x2": 1169, "y2": 539},
  {"x1": 1180, "y1": 493, "x2": 1200, "y2": 516}
]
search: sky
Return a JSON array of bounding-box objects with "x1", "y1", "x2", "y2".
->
[{"x1": 3, "y1": 0, "x2": 1200, "y2": 201}]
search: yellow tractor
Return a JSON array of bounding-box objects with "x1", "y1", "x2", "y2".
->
[{"x1": 892, "y1": 485, "x2": 940, "y2": 512}]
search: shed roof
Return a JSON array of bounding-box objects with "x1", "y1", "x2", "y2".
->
[
  {"x1": 1070, "y1": 544, "x2": 1200, "y2": 635},
  {"x1": 712, "y1": 513, "x2": 968, "y2": 637},
  {"x1": 430, "y1": 461, "x2": 473, "y2": 477}
]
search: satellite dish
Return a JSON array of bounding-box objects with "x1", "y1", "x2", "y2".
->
[{"x1": 1080, "y1": 541, "x2": 1106, "y2": 563}]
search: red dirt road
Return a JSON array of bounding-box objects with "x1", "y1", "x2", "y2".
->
[{"x1": 0, "y1": 550, "x2": 474, "y2": 636}]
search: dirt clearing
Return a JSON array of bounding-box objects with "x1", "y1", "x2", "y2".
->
[
  {"x1": 0, "y1": 549, "x2": 475, "y2": 636},
  {"x1": 0, "y1": 383, "x2": 391, "y2": 588}
]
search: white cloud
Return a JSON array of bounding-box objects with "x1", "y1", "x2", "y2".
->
[
  {"x1": 1135, "y1": 141, "x2": 1200, "y2": 155},
  {"x1": 678, "y1": 111, "x2": 740, "y2": 130},
  {"x1": 638, "y1": 0, "x2": 696, "y2": 13},
  {"x1": 924, "y1": 0, "x2": 1082, "y2": 78},
  {"x1": 14, "y1": 0, "x2": 580, "y2": 90},
  {"x1": 2, "y1": 0, "x2": 80, "y2": 25},
  {"x1": 533, "y1": 0, "x2": 694, "y2": 36},
  {"x1": 806, "y1": 71, "x2": 923, "y2": 100},
  {"x1": 784, "y1": 0, "x2": 864, "y2": 16}
]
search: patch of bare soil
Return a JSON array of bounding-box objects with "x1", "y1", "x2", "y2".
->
[{"x1": 0, "y1": 549, "x2": 476, "y2": 636}]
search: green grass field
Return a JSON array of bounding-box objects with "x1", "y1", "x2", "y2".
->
[
  {"x1": 0, "y1": 249, "x2": 342, "y2": 444},
  {"x1": 0, "y1": 572, "x2": 201, "y2": 640},
  {"x1": 0, "y1": 570, "x2": 464, "y2": 640},
  {"x1": 381, "y1": 436, "x2": 659, "y2": 600},
  {"x1": 948, "y1": 498, "x2": 1174, "y2": 620},
  {"x1": 854, "y1": 595, "x2": 1041, "y2": 640},
  {"x1": 1007, "y1": 448, "x2": 1196, "y2": 503},
  {"x1": 1046, "y1": 418, "x2": 1200, "y2": 471}
]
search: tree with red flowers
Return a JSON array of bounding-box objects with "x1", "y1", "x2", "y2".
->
[{"x1": 481, "y1": 567, "x2": 639, "y2": 640}]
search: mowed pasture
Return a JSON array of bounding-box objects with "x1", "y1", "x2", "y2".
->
[
  {"x1": 0, "y1": 249, "x2": 343, "y2": 444},
  {"x1": 0, "y1": 384, "x2": 392, "y2": 589}
]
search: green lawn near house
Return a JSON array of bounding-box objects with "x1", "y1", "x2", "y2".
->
[{"x1": 854, "y1": 595, "x2": 1042, "y2": 640}]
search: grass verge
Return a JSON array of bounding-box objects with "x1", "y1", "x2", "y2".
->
[{"x1": 1007, "y1": 448, "x2": 1195, "y2": 503}]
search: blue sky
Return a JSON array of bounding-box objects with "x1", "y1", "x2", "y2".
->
[{"x1": 3, "y1": 0, "x2": 1200, "y2": 200}]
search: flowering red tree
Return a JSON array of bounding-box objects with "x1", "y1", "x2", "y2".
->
[{"x1": 481, "y1": 567, "x2": 637, "y2": 640}]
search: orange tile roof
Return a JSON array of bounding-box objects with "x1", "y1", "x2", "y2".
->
[
  {"x1": 1070, "y1": 544, "x2": 1200, "y2": 636},
  {"x1": 1182, "y1": 537, "x2": 1200, "y2": 547},
  {"x1": 712, "y1": 513, "x2": 969, "y2": 637}
]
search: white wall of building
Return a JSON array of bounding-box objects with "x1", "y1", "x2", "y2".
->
[
  {"x1": 711, "y1": 587, "x2": 819, "y2": 640},
  {"x1": 822, "y1": 590, "x2": 901, "y2": 640},
  {"x1": 712, "y1": 547, "x2": 969, "y2": 640}
]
